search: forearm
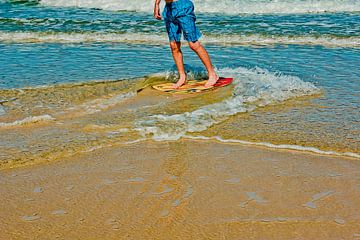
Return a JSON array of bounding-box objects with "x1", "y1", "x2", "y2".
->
[{"x1": 155, "y1": 0, "x2": 161, "y2": 6}]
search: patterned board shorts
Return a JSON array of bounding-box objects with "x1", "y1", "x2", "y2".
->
[{"x1": 163, "y1": 0, "x2": 202, "y2": 43}]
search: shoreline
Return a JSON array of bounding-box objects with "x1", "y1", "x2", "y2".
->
[
  {"x1": 1, "y1": 139, "x2": 360, "y2": 239},
  {"x1": 185, "y1": 135, "x2": 360, "y2": 159},
  {"x1": 1, "y1": 135, "x2": 359, "y2": 172},
  {"x1": 2, "y1": 83, "x2": 358, "y2": 172}
]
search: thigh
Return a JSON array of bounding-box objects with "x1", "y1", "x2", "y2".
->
[
  {"x1": 165, "y1": 19, "x2": 182, "y2": 42},
  {"x1": 177, "y1": 4, "x2": 202, "y2": 42},
  {"x1": 163, "y1": 7, "x2": 182, "y2": 42}
]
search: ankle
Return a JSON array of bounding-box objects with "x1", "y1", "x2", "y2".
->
[
  {"x1": 179, "y1": 74, "x2": 186, "y2": 79},
  {"x1": 208, "y1": 72, "x2": 217, "y2": 78},
  {"x1": 208, "y1": 69, "x2": 216, "y2": 75}
]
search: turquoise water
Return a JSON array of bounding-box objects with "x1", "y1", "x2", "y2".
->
[
  {"x1": 0, "y1": 0, "x2": 359, "y2": 163},
  {"x1": 0, "y1": 1, "x2": 359, "y2": 88}
]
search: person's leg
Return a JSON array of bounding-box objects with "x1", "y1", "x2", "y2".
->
[
  {"x1": 188, "y1": 41, "x2": 218, "y2": 87},
  {"x1": 164, "y1": 5, "x2": 187, "y2": 89},
  {"x1": 177, "y1": 1, "x2": 219, "y2": 88},
  {"x1": 169, "y1": 41, "x2": 187, "y2": 88}
]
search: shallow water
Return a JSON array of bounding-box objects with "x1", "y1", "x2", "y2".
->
[{"x1": 0, "y1": 0, "x2": 359, "y2": 168}]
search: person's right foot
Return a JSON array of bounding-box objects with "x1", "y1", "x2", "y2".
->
[
  {"x1": 172, "y1": 76, "x2": 187, "y2": 89},
  {"x1": 204, "y1": 73, "x2": 219, "y2": 88}
]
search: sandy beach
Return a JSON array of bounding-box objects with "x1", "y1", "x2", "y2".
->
[{"x1": 1, "y1": 139, "x2": 360, "y2": 239}]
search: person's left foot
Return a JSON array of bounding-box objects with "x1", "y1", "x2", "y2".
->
[
  {"x1": 172, "y1": 75, "x2": 187, "y2": 89},
  {"x1": 204, "y1": 74, "x2": 219, "y2": 88}
]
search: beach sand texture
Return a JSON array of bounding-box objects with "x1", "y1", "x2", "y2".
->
[{"x1": 1, "y1": 139, "x2": 360, "y2": 239}]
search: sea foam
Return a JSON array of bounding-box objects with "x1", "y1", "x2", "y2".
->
[
  {"x1": 0, "y1": 114, "x2": 55, "y2": 128},
  {"x1": 1, "y1": 31, "x2": 359, "y2": 48},
  {"x1": 135, "y1": 66, "x2": 319, "y2": 141},
  {"x1": 185, "y1": 135, "x2": 360, "y2": 159}
]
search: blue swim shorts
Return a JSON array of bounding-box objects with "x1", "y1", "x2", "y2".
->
[{"x1": 163, "y1": 0, "x2": 202, "y2": 43}]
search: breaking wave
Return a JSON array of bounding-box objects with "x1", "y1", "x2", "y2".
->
[
  {"x1": 135, "y1": 66, "x2": 320, "y2": 141},
  {"x1": 1, "y1": 31, "x2": 359, "y2": 48}
]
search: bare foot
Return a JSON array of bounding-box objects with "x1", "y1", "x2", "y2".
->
[
  {"x1": 204, "y1": 74, "x2": 219, "y2": 88},
  {"x1": 172, "y1": 76, "x2": 187, "y2": 89}
]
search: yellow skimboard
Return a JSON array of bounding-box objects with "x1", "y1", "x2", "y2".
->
[{"x1": 152, "y1": 77, "x2": 233, "y2": 94}]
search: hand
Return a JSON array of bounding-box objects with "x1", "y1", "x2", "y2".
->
[{"x1": 154, "y1": 4, "x2": 162, "y2": 20}]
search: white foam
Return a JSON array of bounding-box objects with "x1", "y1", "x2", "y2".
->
[
  {"x1": 124, "y1": 138, "x2": 147, "y2": 145},
  {"x1": 40, "y1": 0, "x2": 360, "y2": 14},
  {"x1": 0, "y1": 114, "x2": 55, "y2": 128},
  {"x1": 0, "y1": 31, "x2": 167, "y2": 44},
  {"x1": 203, "y1": 34, "x2": 360, "y2": 48},
  {"x1": 1, "y1": 31, "x2": 359, "y2": 48},
  {"x1": 135, "y1": 66, "x2": 319, "y2": 141},
  {"x1": 185, "y1": 135, "x2": 360, "y2": 159}
]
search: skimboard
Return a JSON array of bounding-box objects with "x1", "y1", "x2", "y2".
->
[{"x1": 152, "y1": 77, "x2": 233, "y2": 94}]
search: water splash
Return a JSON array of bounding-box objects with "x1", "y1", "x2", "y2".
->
[{"x1": 135, "y1": 66, "x2": 319, "y2": 141}]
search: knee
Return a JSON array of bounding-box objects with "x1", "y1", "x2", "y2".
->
[
  {"x1": 189, "y1": 41, "x2": 201, "y2": 51},
  {"x1": 170, "y1": 42, "x2": 181, "y2": 53}
]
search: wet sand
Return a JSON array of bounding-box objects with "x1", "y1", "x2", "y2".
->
[{"x1": 1, "y1": 139, "x2": 360, "y2": 239}]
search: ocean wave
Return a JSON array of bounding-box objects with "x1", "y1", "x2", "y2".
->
[
  {"x1": 73, "y1": 91, "x2": 136, "y2": 115},
  {"x1": 0, "y1": 31, "x2": 166, "y2": 44},
  {"x1": 135, "y1": 66, "x2": 320, "y2": 141},
  {"x1": 5, "y1": 0, "x2": 39, "y2": 6},
  {"x1": 185, "y1": 135, "x2": 360, "y2": 159},
  {"x1": 1, "y1": 31, "x2": 359, "y2": 47},
  {"x1": 0, "y1": 114, "x2": 55, "y2": 128},
  {"x1": 0, "y1": 80, "x2": 139, "y2": 123},
  {"x1": 39, "y1": 0, "x2": 360, "y2": 14}
]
